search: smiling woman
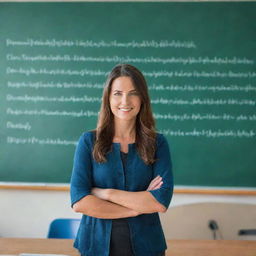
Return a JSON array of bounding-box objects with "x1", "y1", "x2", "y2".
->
[
  {"x1": 93, "y1": 64, "x2": 157, "y2": 164},
  {"x1": 70, "y1": 64, "x2": 173, "y2": 256}
]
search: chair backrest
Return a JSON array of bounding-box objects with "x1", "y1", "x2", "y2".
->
[
  {"x1": 238, "y1": 229, "x2": 256, "y2": 240},
  {"x1": 47, "y1": 218, "x2": 81, "y2": 239}
]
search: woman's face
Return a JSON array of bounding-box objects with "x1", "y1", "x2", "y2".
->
[{"x1": 109, "y1": 76, "x2": 141, "y2": 123}]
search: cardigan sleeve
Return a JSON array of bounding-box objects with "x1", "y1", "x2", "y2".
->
[
  {"x1": 149, "y1": 134, "x2": 174, "y2": 209},
  {"x1": 70, "y1": 133, "x2": 93, "y2": 207}
]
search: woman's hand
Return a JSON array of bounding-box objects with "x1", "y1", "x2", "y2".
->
[{"x1": 146, "y1": 175, "x2": 163, "y2": 191}]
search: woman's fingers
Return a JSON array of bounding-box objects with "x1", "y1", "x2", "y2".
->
[
  {"x1": 153, "y1": 181, "x2": 163, "y2": 190},
  {"x1": 147, "y1": 175, "x2": 163, "y2": 191},
  {"x1": 150, "y1": 175, "x2": 162, "y2": 187}
]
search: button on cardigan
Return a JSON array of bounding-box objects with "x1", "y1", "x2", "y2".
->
[{"x1": 70, "y1": 131, "x2": 173, "y2": 256}]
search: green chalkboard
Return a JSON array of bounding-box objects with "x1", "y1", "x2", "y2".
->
[{"x1": 0, "y1": 2, "x2": 255, "y2": 187}]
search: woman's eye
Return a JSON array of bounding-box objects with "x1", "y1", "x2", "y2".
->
[
  {"x1": 114, "y1": 92, "x2": 122, "y2": 96},
  {"x1": 130, "y1": 91, "x2": 139, "y2": 96}
]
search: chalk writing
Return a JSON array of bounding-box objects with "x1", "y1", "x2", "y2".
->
[
  {"x1": 6, "y1": 94, "x2": 101, "y2": 103},
  {"x1": 151, "y1": 98, "x2": 255, "y2": 106},
  {"x1": 160, "y1": 129, "x2": 255, "y2": 138},
  {"x1": 6, "y1": 54, "x2": 254, "y2": 65},
  {"x1": 6, "y1": 39, "x2": 197, "y2": 49},
  {"x1": 7, "y1": 81, "x2": 104, "y2": 89},
  {"x1": 149, "y1": 84, "x2": 256, "y2": 93},
  {"x1": 3, "y1": 36, "x2": 255, "y2": 144},
  {"x1": 145, "y1": 70, "x2": 256, "y2": 78},
  {"x1": 6, "y1": 67, "x2": 108, "y2": 77},
  {"x1": 6, "y1": 108, "x2": 98, "y2": 118},
  {"x1": 154, "y1": 113, "x2": 256, "y2": 121},
  {"x1": 6, "y1": 67, "x2": 256, "y2": 79},
  {"x1": 6, "y1": 121, "x2": 32, "y2": 131},
  {"x1": 7, "y1": 136, "x2": 77, "y2": 146}
]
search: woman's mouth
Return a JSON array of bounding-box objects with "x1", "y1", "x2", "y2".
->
[{"x1": 119, "y1": 108, "x2": 133, "y2": 112}]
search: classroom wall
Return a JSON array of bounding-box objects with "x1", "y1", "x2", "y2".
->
[{"x1": 0, "y1": 188, "x2": 255, "y2": 239}]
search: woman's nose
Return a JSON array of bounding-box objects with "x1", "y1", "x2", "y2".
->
[{"x1": 121, "y1": 94, "x2": 129, "y2": 104}]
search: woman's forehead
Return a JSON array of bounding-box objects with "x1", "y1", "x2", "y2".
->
[{"x1": 111, "y1": 76, "x2": 136, "y2": 91}]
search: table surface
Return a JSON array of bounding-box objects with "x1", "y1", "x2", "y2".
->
[{"x1": 0, "y1": 238, "x2": 256, "y2": 256}]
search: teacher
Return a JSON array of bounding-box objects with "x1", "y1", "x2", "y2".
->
[{"x1": 70, "y1": 64, "x2": 173, "y2": 256}]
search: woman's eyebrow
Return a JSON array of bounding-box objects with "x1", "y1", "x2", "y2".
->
[{"x1": 113, "y1": 89, "x2": 137, "y2": 92}]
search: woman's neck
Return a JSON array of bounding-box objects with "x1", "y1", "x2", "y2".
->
[{"x1": 113, "y1": 119, "x2": 136, "y2": 143}]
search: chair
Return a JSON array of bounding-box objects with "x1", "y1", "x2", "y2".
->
[
  {"x1": 238, "y1": 229, "x2": 256, "y2": 240},
  {"x1": 47, "y1": 218, "x2": 81, "y2": 239}
]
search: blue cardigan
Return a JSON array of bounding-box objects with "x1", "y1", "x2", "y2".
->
[{"x1": 70, "y1": 131, "x2": 173, "y2": 256}]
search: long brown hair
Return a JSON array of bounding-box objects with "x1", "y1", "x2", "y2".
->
[{"x1": 93, "y1": 64, "x2": 156, "y2": 164}]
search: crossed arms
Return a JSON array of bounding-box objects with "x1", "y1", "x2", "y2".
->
[{"x1": 72, "y1": 175, "x2": 166, "y2": 219}]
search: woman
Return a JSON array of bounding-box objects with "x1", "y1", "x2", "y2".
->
[{"x1": 70, "y1": 64, "x2": 173, "y2": 256}]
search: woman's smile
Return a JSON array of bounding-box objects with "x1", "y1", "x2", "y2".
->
[{"x1": 118, "y1": 107, "x2": 133, "y2": 112}]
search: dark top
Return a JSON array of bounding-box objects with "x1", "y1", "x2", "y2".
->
[{"x1": 110, "y1": 151, "x2": 134, "y2": 256}]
